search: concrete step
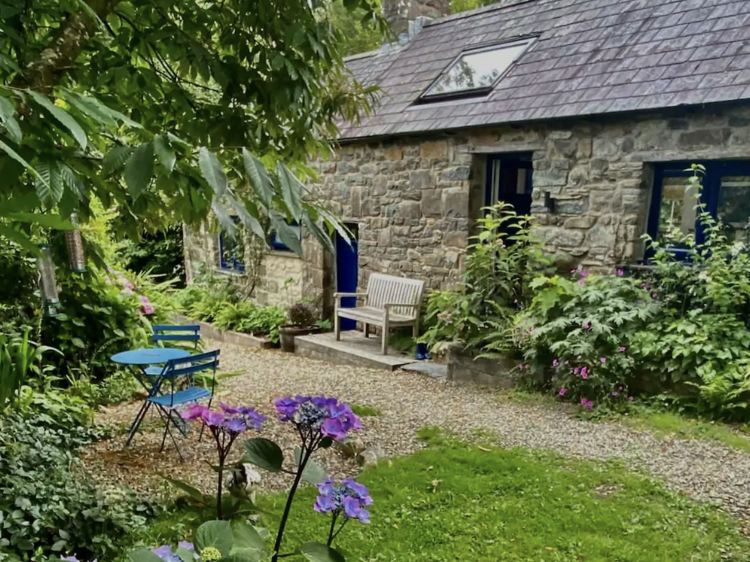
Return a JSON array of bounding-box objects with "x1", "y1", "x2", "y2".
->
[{"x1": 294, "y1": 331, "x2": 413, "y2": 371}]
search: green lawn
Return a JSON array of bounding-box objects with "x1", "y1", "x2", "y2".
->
[{"x1": 259, "y1": 429, "x2": 749, "y2": 561}]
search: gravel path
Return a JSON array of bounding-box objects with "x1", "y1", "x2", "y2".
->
[{"x1": 83, "y1": 340, "x2": 750, "y2": 528}]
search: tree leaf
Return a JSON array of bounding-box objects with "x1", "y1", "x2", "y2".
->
[
  {"x1": 270, "y1": 213, "x2": 303, "y2": 256},
  {"x1": 211, "y1": 198, "x2": 237, "y2": 239},
  {"x1": 33, "y1": 159, "x2": 64, "y2": 207},
  {"x1": 300, "y1": 542, "x2": 346, "y2": 562},
  {"x1": 227, "y1": 193, "x2": 265, "y2": 241},
  {"x1": 7, "y1": 213, "x2": 74, "y2": 230},
  {"x1": 0, "y1": 225, "x2": 41, "y2": 256},
  {"x1": 124, "y1": 143, "x2": 154, "y2": 200},
  {"x1": 302, "y1": 213, "x2": 334, "y2": 256},
  {"x1": 196, "y1": 520, "x2": 233, "y2": 557},
  {"x1": 242, "y1": 438, "x2": 284, "y2": 472},
  {"x1": 276, "y1": 162, "x2": 304, "y2": 219},
  {"x1": 71, "y1": 338, "x2": 85, "y2": 348},
  {"x1": 199, "y1": 147, "x2": 227, "y2": 196},
  {"x1": 293, "y1": 448, "x2": 326, "y2": 484},
  {"x1": 59, "y1": 163, "x2": 86, "y2": 198},
  {"x1": 27, "y1": 90, "x2": 87, "y2": 150},
  {"x1": 0, "y1": 96, "x2": 22, "y2": 144},
  {"x1": 153, "y1": 135, "x2": 176, "y2": 174},
  {"x1": 63, "y1": 91, "x2": 117, "y2": 127},
  {"x1": 242, "y1": 149, "x2": 273, "y2": 206},
  {"x1": 102, "y1": 146, "x2": 135, "y2": 175},
  {"x1": 128, "y1": 549, "x2": 164, "y2": 562},
  {"x1": 0, "y1": 139, "x2": 45, "y2": 189}
]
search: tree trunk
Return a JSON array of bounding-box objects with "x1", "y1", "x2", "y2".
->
[{"x1": 16, "y1": 0, "x2": 122, "y2": 93}]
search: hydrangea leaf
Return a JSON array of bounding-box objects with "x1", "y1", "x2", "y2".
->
[
  {"x1": 129, "y1": 549, "x2": 164, "y2": 562},
  {"x1": 242, "y1": 438, "x2": 283, "y2": 473},
  {"x1": 300, "y1": 542, "x2": 346, "y2": 562},
  {"x1": 229, "y1": 521, "x2": 264, "y2": 560},
  {"x1": 196, "y1": 520, "x2": 233, "y2": 557}
]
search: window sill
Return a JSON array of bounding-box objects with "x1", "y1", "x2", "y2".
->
[
  {"x1": 215, "y1": 268, "x2": 246, "y2": 277},
  {"x1": 267, "y1": 250, "x2": 301, "y2": 259}
]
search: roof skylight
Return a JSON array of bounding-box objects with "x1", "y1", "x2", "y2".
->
[{"x1": 420, "y1": 39, "x2": 533, "y2": 101}]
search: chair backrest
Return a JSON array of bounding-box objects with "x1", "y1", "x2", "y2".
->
[
  {"x1": 152, "y1": 324, "x2": 201, "y2": 346},
  {"x1": 365, "y1": 274, "x2": 425, "y2": 318},
  {"x1": 151, "y1": 349, "x2": 218, "y2": 397}
]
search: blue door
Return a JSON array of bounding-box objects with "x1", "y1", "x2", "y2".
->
[{"x1": 336, "y1": 225, "x2": 359, "y2": 331}]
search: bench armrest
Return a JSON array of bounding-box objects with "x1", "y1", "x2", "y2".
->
[{"x1": 334, "y1": 292, "x2": 368, "y2": 298}]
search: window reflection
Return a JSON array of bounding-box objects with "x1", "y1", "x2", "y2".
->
[
  {"x1": 718, "y1": 176, "x2": 750, "y2": 243},
  {"x1": 657, "y1": 176, "x2": 698, "y2": 247}
]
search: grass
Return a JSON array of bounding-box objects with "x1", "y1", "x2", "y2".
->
[
  {"x1": 621, "y1": 409, "x2": 750, "y2": 453},
  {"x1": 350, "y1": 403, "x2": 382, "y2": 417},
  {"x1": 258, "y1": 429, "x2": 749, "y2": 561}
]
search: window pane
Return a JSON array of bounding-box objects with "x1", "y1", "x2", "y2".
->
[
  {"x1": 657, "y1": 176, "x2": 698, "y2": 246},
  {"x1": 718, "y1": 176, "x2": 750, "y2": 242},
  {"x1": 425, "y1": 42, "x2": 529, "y2": 97}
]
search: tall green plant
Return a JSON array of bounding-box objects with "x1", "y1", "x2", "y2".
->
[
  {"x1": 423, "y1": 203, "x2": 550, "y2": 355},
  {"x1": 0, "y1": 329, "x2": 58, "y2": 411}
]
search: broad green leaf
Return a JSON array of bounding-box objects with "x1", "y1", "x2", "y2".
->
[
  {"x1": 33, "y1": 159, "x2": 64, "y2": 207},
  {"x1": 59, "y1": 163, "x2": 86, "y2": 198},
  {"x1": 211, "y1": 199, "x2": 237, "y2": 239},
  {"x1": 302, "y1": 213, "x2": 334, "y2": 256},
  {"x1": 270, "y1": 213, "x2": 302, "y2": 256},
  {"x1": 0, "y1": 54, "x2": 20, "y2": 73},
  {"x1": 71, "y1": 338, "x2": 85, "y2": 348},
  {"x1": 199, "y1": 147, "x2": 227, "y2": 196},
  {"x1": 27, "y1": 90, "x2": 87, "y2": 150},
  {"x1": 102, "y1": 146, "x2": 135, "y2": 175},
  {"x1": 0, "y1": 225, "x2": 41, "y2": 256},
  {"x1": 230, "y1": 521, "x2": 264, "y2": 558},
  {"x1": 163, "y1": 477, "x2": 207, "y2": 503},
  {"x1": 7, "y1": 213, "x2": 74, "y2": 230},
  {"x1": 242, "y1": 149, "x2": 273, "y2": 205},
  {"x1": 196, "y1": 520, "x2": 233, "y2": 557},
  {"x1": 276, "y1": 162, "x2": 304, "y2": 219},
  {"x1": 293, "y1": 448, "x2": 326, "y2": 484},
  {"x1": 242, "y1": 438, "x2": 284, "y2": 472},
  {"x1": 227, "y1": 194, "x2": 265, "y2": 241},
  {"x1": 124, "y1": 143, "x2": 154, "y2": 200},
  {"x1": 153, "y1": 135, "x2": 176, "y2": 174},
  {"x1": 128, "y1": 549, "x2": 163, "y2": 562},
  {"x1": 175, "y1": 547, "x2": 195, "y2": 562},
  {"x1": 300, "y1": 542, "x2": 346, "y2": 562},
  {"x1": 63, "y1": 91, "x2": 117, "y2": 127},
  {"x1": 0, "y1": 96, "x2": 21, "y2": 144},
  {"x1": 319, "y1": 209, "x2": 351, "y2": 246},
  {"x1": 0, "y1": 139, "x2": 45, "y2": 190}
]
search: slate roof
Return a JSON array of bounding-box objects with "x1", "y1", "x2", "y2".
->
[{"x1": 339, "y1": 0, "x2": 750, "y2": 141}]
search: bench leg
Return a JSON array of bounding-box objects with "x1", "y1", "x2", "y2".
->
[
  {"x1": 335, "y1": 312, "x2": 341, "y2": 341},
  {"x1": 364, "y1": 323, "x2": 369, "y2": 338},
  {"x1": 382, "y1": 318, "x2": 389, "y2": 355}
]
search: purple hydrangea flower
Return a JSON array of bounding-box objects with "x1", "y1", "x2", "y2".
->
[
  {"x1": 314, "y1": 478, "x2": 372, "y2": 524},
  {"x1": 617, "y1": 269, "x2": 624, "y2": 277},
  {"x1": 612, "y1": 391, "x2": 618, "y2": 397},
  {"x1": 181, "y1": 404, "x2": 265, "y2": 434},
  {"x1": 152, "y1": 545, "x2": 181, "y2": 562},
  {"x1": 274, "y1": 395, "x2": 361, "y2": 441},
  {"x1": 178, "y1": 541, "x2": 194, "y2": 551},
  {"x1": 600, "y1": 357, "x2": 606, "y2": 364}
]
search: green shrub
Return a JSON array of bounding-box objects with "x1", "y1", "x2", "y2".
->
[
  {"x1": 286, "y1": 302, "x2": 316, "y2": 327},
  {"x1": 518, "y1": 272, "x2": 658, "y2": 406},
  {"x1": 121, "y1": 226, "x2": 185, "y2": 287},
  {"x1": 0, "y1": 414, "x2": 152, "y2": 561},
  {"x1": 213, "y1": 301, "x2": 257, "y2": 331},
  {"x1": 422, "y1": 203, "x2": 551, "y2": 355},
  {"x1": 235, "y1": 305, "x2": 285, "y2": 343}
]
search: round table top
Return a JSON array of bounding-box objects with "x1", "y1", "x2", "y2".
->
[{"x1": 111, "y1": 348, "x2": 191, "y2": 366}]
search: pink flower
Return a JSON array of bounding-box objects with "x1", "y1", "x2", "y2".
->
[
  {"x1": 586, "y1": 400, "x2": 594, "y2": 410},
  {"x1": 600, "y1": 357, "x2": 606, "y2": 363},
  {"x1": 559, "y1": 388, "x2": 567, "y2": 396},
  {"x1": 619, "y1": 346, "x2": 626, "y2": 352},
  {"x1": 139, "y1": 295, "x2": 150, "y2": 304},
  {"x1": 581, "y1": 367, "x2": 588, "y2": 379},
  {"x1": 142, "y1": 304, "x2": 155, "y2": 315},
  {"x1": 617, "y1": 269, "x2": 624, "y2": 277},
  {"x1": 619, "y1": 386, "x2": 623, "y2": 391},
  {"x1": 612, "y1": 391, "x2": 618, "y2": 397},
  {"x1": 574, "y1": 368, "x2": 580, "y2": 375},
  {"x1": 583, "y1": 323, "x2": 590, "y2": 330},
  {"x1": 518, "y1": 364, "x2": 524, "y2": 370},
  {"x1": 580, "y1": 398, "x2": 587, "y2": 406},
  {"x1": 564, "y1": 360, "x2": 570, "y2": 365},
  {"x1": 651, "y1": 293, "x2": 658, "y2": 299},
  {"x1": 628, "y1": 396, "x2": 634, "y2": 401},
  {"x1": 578, "y1": 279, "x2": 586, "y2": 285},
  {"x1": 552, "y1": 359, "x2": 559, "y2": 367}
]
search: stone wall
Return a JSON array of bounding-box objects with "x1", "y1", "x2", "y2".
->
[
  {"x1": 307, "y1": 104, "x2": 750, "y2": 294},
  {"x1": 185, "y1": 104, "x2": 750, "y2": 309}
]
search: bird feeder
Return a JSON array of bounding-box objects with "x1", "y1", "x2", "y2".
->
[
  {"x1": 65, "y1": 213, "x2": 86, "y2": 272},
  {"x1": 37, "y1": 244, "x2": 60, "y2": 317}
]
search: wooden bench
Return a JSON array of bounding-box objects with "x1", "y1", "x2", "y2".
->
[{"x1": 334, "y1": 273, "x2": 425, "y2": 355}]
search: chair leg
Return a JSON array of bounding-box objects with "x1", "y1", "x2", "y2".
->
[
  {"x1": 126, "y1": 401, "x2": 150, "y2": 447},
  {"x1": 335, "y1": 312, "x2": 341, "y2": 341},
  {"x1": 382, "y1": 321, "x2": 389, "y2": 355},
  {"x1": 364, "y1": 323, "x2": 369, "y2": 338}
]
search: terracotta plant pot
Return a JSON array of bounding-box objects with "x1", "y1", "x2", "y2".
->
[{"x1": 279, "y1": 325, "x2": 320, "y2": 353}]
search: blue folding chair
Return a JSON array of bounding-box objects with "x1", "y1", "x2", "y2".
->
[
  {"x1": 144, "y1": 325, "x2": 201, "y2": 376},
  {"x1": 127, "y1": 350, "x2": 219, "y2": 460}
]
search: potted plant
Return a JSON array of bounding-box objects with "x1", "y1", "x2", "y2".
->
[{"x1": 279, "y1": 302, "x2": 320, "y2": 352}]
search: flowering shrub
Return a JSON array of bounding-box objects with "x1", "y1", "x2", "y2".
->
[
  {"x1": 132, "y1": 396, "x2": 367, "y2": 562},
  {"x1": 517, "y1": 270, "x2": 658, "y2": 406},
  {"x1": 423, "y1": 202, "x2": 551, "y2": 355}
]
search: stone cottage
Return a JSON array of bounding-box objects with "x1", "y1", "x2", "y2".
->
[{"x1": 186, "y1": 0, "x2": 750, "y2": 314}]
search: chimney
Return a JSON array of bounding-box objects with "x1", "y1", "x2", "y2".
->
[{"x1": 382, "y1": 0, "x2": 451, "y2": 39}]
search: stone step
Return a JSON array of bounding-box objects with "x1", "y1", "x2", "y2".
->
[{"x1": 294, "y1": 331, "x2": 413, "y2": 371}]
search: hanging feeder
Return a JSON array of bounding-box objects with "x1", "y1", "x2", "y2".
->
[
  {"x1": 37, "y1": 244, "x2": 60, "y2": 317},
  {"x1": 65, "y1": 213, "x2": 86, "y2": 272}
]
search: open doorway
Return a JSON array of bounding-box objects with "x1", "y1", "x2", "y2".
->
[
  {"x1": 484, "y1": 153, "x2": 534, "y2": 240},
  {"x1": 335, "y1": 223, "x2": 359, "y2": 331}
]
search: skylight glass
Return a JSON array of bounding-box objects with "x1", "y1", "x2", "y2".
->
[{"x1": 422, "y1": 40, "x2": 532, "y2": 100}]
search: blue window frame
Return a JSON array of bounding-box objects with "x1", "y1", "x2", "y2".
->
[
  {"x1": 218, "y1": 219, "x2": 245, "y2": 273},
  {"x1": 269, "y1": 221, "x2": 301, "y2": 253},
  {"x1": 647, "y1": 160, "x2": 750, "y2": 259}
]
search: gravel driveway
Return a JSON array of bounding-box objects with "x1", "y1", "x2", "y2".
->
[{"x1": 83, "y1": 340, "x2": 750, "y2": 528}]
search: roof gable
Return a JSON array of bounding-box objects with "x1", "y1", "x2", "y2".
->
[{"x1": 340, "y1": 0, "x2": 750, "y2": 140}]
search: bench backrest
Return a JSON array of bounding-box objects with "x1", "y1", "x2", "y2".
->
[{"x1": 365, "y1": 273, "x2": 425, "y2": 318}]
